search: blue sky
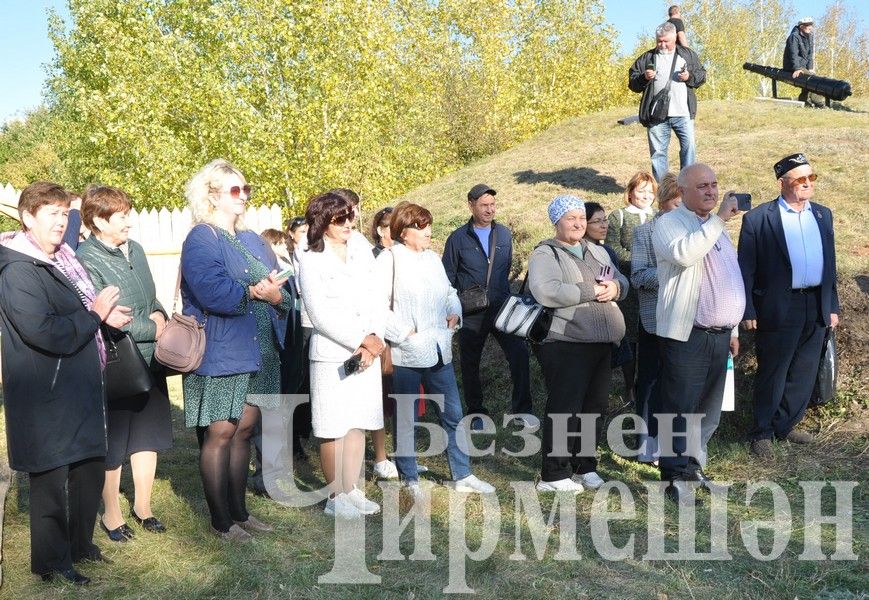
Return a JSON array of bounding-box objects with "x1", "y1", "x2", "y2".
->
[{"x1": 1, "y1": 0, "x2": 866, "y2": 124}]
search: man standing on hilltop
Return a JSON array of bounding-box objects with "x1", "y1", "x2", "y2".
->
[
  {"x1": 783, "y1": 17, "x2": 818, "y2": 106},
  {"x1": 667, "y1": 5, "x2": 689, "y2": 47},
  {"x1": 443, "y1": 184, "x2": 535, "y2": 431},
  {"x1": 629, "y1": 22, "x2": 706, "y2": 182},
  {"x1": 738, "y1": 153, "x2": 839, "y2": 458}
]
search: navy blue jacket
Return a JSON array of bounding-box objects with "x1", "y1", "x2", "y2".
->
[
  {"x1": 442, "y1": 219, "x2": 514, "y2": 313},
  {"x1": 783, "y1": 25, "x2": 813, "y2": 72},
  {"x1": 738, "y1": 199, "x2": 839, "y2": 330},
  {"x1": 180, "y1": 224, "x2": 286, "y2": 377}
]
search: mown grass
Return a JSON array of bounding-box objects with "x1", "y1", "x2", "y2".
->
[{"x1": 0, "y1": 98, "x2": 867, "y2": 599}]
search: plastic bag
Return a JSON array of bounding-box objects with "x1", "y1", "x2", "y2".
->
[
  {"x1": 721, "y1": 352, "x2": 735, "y2": 411},
  {"x1": 810, "y1": 328, "x2": 837, "y2": 407}
]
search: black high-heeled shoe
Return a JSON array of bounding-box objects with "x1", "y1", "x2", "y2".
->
[
  {"x1": 131, "y1": 509, "x2": 167, "y2": 533},
  {"x1": 100, "y1": 518, "x2": 133, "y2": 542}
]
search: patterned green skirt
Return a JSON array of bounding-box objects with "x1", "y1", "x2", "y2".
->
[{"x1": 183, "y1": 301, "x2": 282, "y2": 428}]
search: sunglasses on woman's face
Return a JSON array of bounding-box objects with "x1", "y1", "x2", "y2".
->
[
  {"x1": 225, "y1": 185, "x2": 252, "y2": 199},
  {"x1": 406, "y1": 221, "x2": 431, "y2": 230},
  {"x1": 331, "y1": 211, "x2": 356, "y2": 226}
]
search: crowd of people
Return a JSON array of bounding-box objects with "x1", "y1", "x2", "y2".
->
[{"x1": 0, "y1": 10, "x2": 839, "y2": 586}]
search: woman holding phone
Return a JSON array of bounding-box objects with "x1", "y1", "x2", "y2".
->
[{"x1": 298, "y1": 191, "x2": 387, "y2": 519}]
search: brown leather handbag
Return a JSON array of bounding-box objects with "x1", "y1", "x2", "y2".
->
[{"x1": 154, "y1": 268, "x2": 206, "y2": 373}]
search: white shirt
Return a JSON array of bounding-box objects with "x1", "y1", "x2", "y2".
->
[{"x1": 652, "y1": 50, "x2": 690, "y2": 118}]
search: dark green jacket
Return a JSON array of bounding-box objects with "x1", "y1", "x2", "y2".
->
[{"x1": 76, "y1": 236, "x2": 166, "y2": 365}]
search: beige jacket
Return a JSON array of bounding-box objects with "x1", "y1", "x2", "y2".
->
[{"x1": 651, "y1": 204, "x2": 738, "y2": 342}]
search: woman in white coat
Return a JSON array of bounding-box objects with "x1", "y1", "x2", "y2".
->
[{"x1": 298, "y1": 192, "x2": 387, "y2": 518}]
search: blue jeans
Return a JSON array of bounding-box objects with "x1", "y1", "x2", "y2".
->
[
  {"x1": 392, "y1": 358, "x2": 471, "y2": 483},
  {"x1": 647, "y1": 116, "x2": 695, "y2": 182}
]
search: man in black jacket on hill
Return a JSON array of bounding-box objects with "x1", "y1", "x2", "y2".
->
[
  {"x1": 628, "y1": 21, "x2": 706, "y2": 182},
  {"x1": 783, "y1": 17, "x2": 816, "y2": 106},
  {"x1": 442, "y1": 184, "x2": 534, "y2": 430}
]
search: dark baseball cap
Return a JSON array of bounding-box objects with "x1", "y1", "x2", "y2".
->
[{"x1": 468, "y1": 183, "x2": 496, "y2": 202}]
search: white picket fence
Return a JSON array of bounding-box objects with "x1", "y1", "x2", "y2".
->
[
  {"x1": 0, "y1": 182, "x2": 285, "y2": 311},
  {"x1": 1, "y1": 182, "x2": 283, "y2": 252}
]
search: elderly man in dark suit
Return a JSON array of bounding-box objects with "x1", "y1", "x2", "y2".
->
[{"x1": 738, "y1": 153, "x2": 839, "y2": 458}]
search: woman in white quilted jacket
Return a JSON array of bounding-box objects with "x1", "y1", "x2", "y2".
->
[{"x1": 376, "y1": 201, "x2": 495, "y2": 499}]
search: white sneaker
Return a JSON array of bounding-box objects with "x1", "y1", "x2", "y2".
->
[
  {"x1": 574, "y1": 471, "x2": 605, "y2": 490},
  {"x1": 536, "y1": 478, "x2": 584, "y2": 494},
  {"x1": 324, "y1": 493, "x2": 362, "y2": 519},
  {"x1": 404, "y1": 480, "x2": 435, "y2": 500},
  {"x1": 404, "y1": 481, "x2": 423, "y2": 500},
  {"x1": 346, "y1": 487, "x2": 381, "y2": 514},
  {"x1": 373, "y1": 459, "x2": 399, "y2": 480},
  {"x1": 453, "y1": 474, "x2": 496, "y2": 494},
  {"x1": 512, "y1": 414, "x2": 541, "y2": 429}
]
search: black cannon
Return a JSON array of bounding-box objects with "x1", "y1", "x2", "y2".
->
[{"x1": 743, "y1": 62, "x2": 851, "y2": 106}]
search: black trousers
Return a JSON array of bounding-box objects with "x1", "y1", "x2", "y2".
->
[
  {"x1": 28, "y1": 456, "x2": 105, "y2": 575},
  {"x1": 635, "y1": 323, "x2": 661, "y2": 439},
  {"x1": 657, "y1": 327, "x2": 729, "y2": 481},
  {"x1": 751, "y1": 289, "x2": 825, "y2": 441},
  {"x1": 458, "y1": 308, "x2": 532, "y2": 415},
  {"x1": 534, "y1": 341, "x2": 611, "y2": 481}
]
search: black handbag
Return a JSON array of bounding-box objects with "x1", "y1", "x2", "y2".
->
[
  {"x1": 102, "y1": 325, "x2": 154, "y2": 403},
  {"x1": 458, "y1": 226, "x2": 497, "y2": 315},
  {"x1": 638, "y1": 50, "x2": 679, "y2": 127},
  {"x1": 810, "y1": 327, "x2": 837, "y2": 407}
]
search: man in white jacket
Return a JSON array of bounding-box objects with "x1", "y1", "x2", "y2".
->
[{"x1": 651, "y1": 163, "x2": 744, "y2": 505}]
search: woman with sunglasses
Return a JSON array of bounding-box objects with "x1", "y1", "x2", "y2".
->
[
  {"x1": 370, "y1": 206, "x2": 394, "y2": 258},
  {"x1": 297, "y1": 191, "x2": 387, "y2": 519},
  {"x1": 180, "y1": 159, "x2": 291, "y2": 541},
  {"x1": 377, "y1": 201, "x2": 495, "y2": 498},
  {"x1": 286, "y1": 216, "x2": 308, "y2": 254}
]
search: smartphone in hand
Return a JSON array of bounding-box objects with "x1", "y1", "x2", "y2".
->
[
  {"x1": 275, "y1": 267, "x2": 293, "y2": 280},
  {"x1": 734, "y1": 193, "x2": 752, "y2": 212},
  {"x1": 343, "y1": 353, "x2": 362, "y2": 376}
]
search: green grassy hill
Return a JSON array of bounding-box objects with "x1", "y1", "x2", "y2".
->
[
  {"x1": 400, "y1": 98, "x2": 868, "y2": 277},
  {"x1": 0, "y1": 99, "x2": 866, "y2": 599}
]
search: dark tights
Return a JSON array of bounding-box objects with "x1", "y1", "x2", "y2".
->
[{"x1": 199, "y1": 404, "x2": 259, "y2": 532}]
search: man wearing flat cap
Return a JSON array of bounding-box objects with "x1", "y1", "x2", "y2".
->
[
  {"x1": 738, "y1": 154, "x2": 839, "y2": 458},
  {"x1": 443, "y1": 184, "x2": 534, "y2": 430},
  {"x1": 783, "y1": 17, "x2": 816, "y2": 106}
]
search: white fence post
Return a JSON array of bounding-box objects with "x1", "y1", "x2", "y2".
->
[{"x1": 0, "y1": 182, "x2": 284, "y2": 314}]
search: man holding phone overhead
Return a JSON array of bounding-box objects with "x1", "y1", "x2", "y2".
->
[
  {"x1": 651, "y1": 163, "x2": 744, "y2": 506},
  {"x1": 738, "y1": 153, "x2": 840, "y2": 459},
  {"x1": 628, "y1": 21, "x2": 706, "y2": 182}
]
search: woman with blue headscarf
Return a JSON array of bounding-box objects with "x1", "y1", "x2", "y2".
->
[{"x1": 527, "y1": 195, "x2": 628, "y2": 494}]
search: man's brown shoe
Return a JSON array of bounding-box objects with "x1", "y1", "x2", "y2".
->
[
  {"x1": 750, "y1": 439, "x2": 774, "y2": 458},
  {"x1": 786, "y1": 430, "x2": 814, "y2": 444}
]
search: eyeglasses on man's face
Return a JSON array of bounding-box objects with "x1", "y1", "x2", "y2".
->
[{"x1": 786, "y1": 173, "x2": 818, "y2": 186}]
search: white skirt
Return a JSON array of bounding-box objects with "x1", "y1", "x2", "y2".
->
[{"x1": 309, "y1": 358, "x2": 384, "y2": 438}]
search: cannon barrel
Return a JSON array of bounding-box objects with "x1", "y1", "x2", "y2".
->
[{"x1": 743, "y1": 62, "x2": 852, "y2": 101}]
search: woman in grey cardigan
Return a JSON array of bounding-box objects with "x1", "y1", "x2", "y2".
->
[
  {"x1": 77, "y1": 186, "x2": 172, "y2": 541},
  {"x1": 528, "y1": 195, "x2": 628, "y2": 494},
  {"x1": 377, "y1": 202, "x2": 495, "y2": 498}
]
